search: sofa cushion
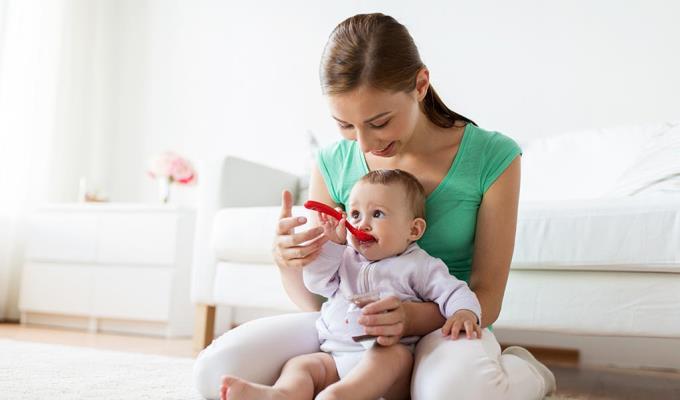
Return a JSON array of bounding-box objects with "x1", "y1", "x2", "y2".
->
[
  {"x1": 212, "y1": 206, "x2": 313, "y2": 264},
  {"x1": 213, "y1": 261, "x2": 298, "y2": 311}
]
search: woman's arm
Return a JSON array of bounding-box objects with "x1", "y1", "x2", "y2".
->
[
  {"x1": 469, "y1": 156, "x2": 521, "y2": 328},
  {"x1": 402, "y1": 301, "x2": 446, "y2": 336},
  {"x1": 273, "y1": 161, "x2": 338, "y2": 312}
]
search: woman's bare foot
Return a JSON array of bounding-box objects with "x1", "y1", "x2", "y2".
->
[{"x1": 220, "y1": 375, "x2": 291, "y2": 400}]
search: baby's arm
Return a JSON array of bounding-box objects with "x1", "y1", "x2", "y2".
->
[
  {"x1": 301, "y1": 241, "x2": 346, "y2": 299},
  {"x1": 414, "y1": 257, "x2": 482, "y2": 328}
]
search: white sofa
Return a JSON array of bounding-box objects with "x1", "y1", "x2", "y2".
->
[{"x1": 191, "y1": 122, "x2": 680, "y2": 370}]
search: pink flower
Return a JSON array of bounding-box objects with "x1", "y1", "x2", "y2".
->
[{"x1": 147, "y1": 151, "x2": 197, "y2": 185}]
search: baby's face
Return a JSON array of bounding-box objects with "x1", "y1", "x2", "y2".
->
[{"x1": 347, "y1": 181, "x2": 425, "y2": 261}]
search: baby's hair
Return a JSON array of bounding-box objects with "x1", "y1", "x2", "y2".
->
[{"x1": 359, "y1": 169, "x2": 426, "y2": 219}]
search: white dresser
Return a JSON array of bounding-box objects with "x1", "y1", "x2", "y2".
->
[{"x1": 19, "y1": 203, "x2": 196, "y2": 338}]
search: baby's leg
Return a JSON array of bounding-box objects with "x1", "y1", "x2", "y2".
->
[
  {"x1": 318, "y1": 344, "x2": 414, "y2": 400},
  {"x1": 273, "y1": 351, "x2": 340, "y2": 397},
  {"x1": 220, "y1": 352, "x2": 339, "y2": 400}
]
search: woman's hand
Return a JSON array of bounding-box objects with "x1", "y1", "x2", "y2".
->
[
  {"x1": 358, "y1": 295, "x2": 409, "y2": 346},
  {"x1": 441, "y1": 309, "x2": 482, "y2": 340},
  {"x1": 273, "y1": 190, "x2": 329, "y2": 269}
]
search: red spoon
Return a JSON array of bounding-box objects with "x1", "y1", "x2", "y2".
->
[{"x1": 304, "y1": 200, "x2": 376, "y2": 242}]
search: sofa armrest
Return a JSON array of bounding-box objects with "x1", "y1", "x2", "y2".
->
[{"x1": 191, "y1": 156, "x2": 300, "y2": 304}]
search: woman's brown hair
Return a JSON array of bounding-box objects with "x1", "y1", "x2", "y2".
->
[{"x1": 320, "y1": 13, "x2": 476, "y2": 128}]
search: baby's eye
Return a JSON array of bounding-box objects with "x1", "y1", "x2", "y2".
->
[
  {"x1": 350, "y1": 211, "x2": 360, "y2": 220},
  {"x1": 373, "y1": 210, "x2": 384, "y2": 218}
]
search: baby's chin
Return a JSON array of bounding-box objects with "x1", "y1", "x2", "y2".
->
[
  {"x1": 351, "y1": 238, "x2": 379, "y2": 258},
  {"x1": 353, "y1": 239, "x2": 398, "y2": 261}
]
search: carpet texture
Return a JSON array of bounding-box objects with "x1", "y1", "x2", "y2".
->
[
  {"x1": 0, "y1": 339, "x2": 202, "y2": 400},
  {"x1": 0, "y1": 338, "x2": 580, "y2": 399}
]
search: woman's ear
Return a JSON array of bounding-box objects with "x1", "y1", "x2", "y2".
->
[
  {"x1": 409, "y1": 217, "x2": 427, "y2": 241},
  {"x1": 415, "y1": 67, "x2": 430, "y2": 102}
]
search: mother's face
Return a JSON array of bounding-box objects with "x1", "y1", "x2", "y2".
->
[{"x1": 326, "y1": 85, "x2": 421, "y2": 157}]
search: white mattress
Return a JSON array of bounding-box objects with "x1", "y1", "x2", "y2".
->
[
  {"x1": 496, "y1": 269, "x2": 680, "y2": 338},
  {"x1": 513, "y1": 195, "x2": 680, "y2": 272}
]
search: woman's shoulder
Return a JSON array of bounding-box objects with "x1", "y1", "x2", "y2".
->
[
  {"x1": 317, "y1": 138, "x2": 364, "y2": 174},
  {"x1": 465, "y1": 124, "x2": 522, "y2": 155},
  {"x1": 318, "y1": 138, "x2": 355, "y2": 160},
  {"x1": 316, "y1": 139, "x2": 365, "y2": 206},
  {"x1": 463, "y1": 124, "x2": 523, "y2": 193}
]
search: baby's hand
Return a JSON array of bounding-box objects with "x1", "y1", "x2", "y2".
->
[
  {"x1": 318, "y1": 209, "x2": 347, "y2": 245},
  {"x1": 441, "y1": 309, "x2": 482, "y2": 340}
]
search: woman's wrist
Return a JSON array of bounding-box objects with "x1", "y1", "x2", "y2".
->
[{"x1": 276, "y1": 259, "x2": 323, "y2": 312}]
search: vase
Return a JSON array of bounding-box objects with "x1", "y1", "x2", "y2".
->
[{"x1": 157, "y1": 177, "x2": 171, "y2": 204}]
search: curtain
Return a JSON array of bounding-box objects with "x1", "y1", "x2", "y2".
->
[{"x1": 0, "y1": 0, "x2": 67, "y2": 320}]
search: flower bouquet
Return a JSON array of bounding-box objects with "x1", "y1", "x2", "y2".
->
[{"x1": 147, "y1": 151, "x2": 197, "y2": 203}]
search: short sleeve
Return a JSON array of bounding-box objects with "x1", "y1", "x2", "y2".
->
[
  {"x1": 316, "y1": 142, "x2": 343, "y2": 205},
  {"x1": 480, "y1": 132, "x2": 523, "y2": 193},
  {"x1": 314, "y1": 140, "x2": 367, "y2": 208}
]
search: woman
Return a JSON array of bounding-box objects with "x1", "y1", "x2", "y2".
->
[{"x1": 194, "y1": 13, "x2": 556, "y2": 400}]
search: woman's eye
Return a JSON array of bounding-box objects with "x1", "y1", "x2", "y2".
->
[
  {"x1": 338, "y1": 123, "x2": 353, "y2": 130},
  {"x1": 370, "y1": 120, "x2": 390, "y2": 129},
  {"x1": 373, "y1": 210, "x2": 384, "y2": 218}
]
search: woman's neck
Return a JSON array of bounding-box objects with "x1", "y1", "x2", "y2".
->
[{"x1": 396, "y1": 112, "x2": 461, "y2": 160}]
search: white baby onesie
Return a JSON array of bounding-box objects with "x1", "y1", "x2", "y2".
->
[{"x1": 302, "y1": 240, "x2": 482, "y2": 378}]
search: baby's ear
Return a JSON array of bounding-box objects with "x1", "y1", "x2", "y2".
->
[{"x1": 409, "y1": 217, "x2": 426, "y2": 241}]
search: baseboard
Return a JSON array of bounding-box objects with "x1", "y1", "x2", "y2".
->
[
  {"x1": 20, "y1": 311, "x2": 188, "y2": 338},
  {"x1": 500, "y1": 343, "x2": 580, "y2": 367}
]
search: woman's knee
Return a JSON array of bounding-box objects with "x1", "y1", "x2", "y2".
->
[
  {"x1": 412, "y1": 355, "x2": 478, "y2": 400},
  {"x1": 193, "y1": 312, "x2": 321, "y2": 399},
  {"x1": 411, "y1": 330, "x2": 501, "y2": 400},
  {"x1": 193, "y1": 336, "x2": 253, "y2": 399},
  {"x1": 193, "y1": 346, "x2": 227, "y2": 400}
]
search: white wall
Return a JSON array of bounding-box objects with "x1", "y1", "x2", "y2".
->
[
  {"x1": 5, "y1": 0, "x2": 676, "y2": 205},
  {"x1": 1, "y1": 0, "x2": 678, "y2": 323},
  {"x1": 95, "y1": 0, "x2": 680, "y2": 205}
]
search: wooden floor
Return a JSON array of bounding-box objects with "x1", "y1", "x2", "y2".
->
[
  {"x1": 0, "y1": 322, "x2": 194, "y2": 358},
  {"x1": 2, "y1": 322, "x2": 680, "y2": 399}
]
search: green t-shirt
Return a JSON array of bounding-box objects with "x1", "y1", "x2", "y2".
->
[{"x1": 316, "y1": 123, "x2": 522, "y2": 285}]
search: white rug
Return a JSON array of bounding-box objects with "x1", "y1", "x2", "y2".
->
[
  {"x1": 0, "y1": 338, "x2": 582, "y2": 400},
  {"x1": 0, "y1": 339, "x2": 203, "y2": 400}
]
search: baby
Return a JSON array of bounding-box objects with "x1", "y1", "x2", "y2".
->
[{"x1": 220, "y1": 169, "x2": 482, "y2": 400}]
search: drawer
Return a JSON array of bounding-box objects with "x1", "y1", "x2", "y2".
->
[
  {"x1": 19, "y1": 262, "x2": 93, "y2": 315},
  {"x1": 96, "y1": 213, "x2": 177, "y2": 265},
  {"x1": 26, "y1": 213, "x2": 97, "y2": 262},
  {"x1": 92, "y1": 266, "x2": 172, "y2": 321}
]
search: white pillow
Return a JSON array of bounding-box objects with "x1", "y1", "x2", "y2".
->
[
  {"x1": 606, "y1": 121, "x2": 680, "y2": 196},
  {"x1": 520, "y1": 124, "x2": 655, "y2": 201}
]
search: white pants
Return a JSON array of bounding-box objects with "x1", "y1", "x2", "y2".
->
[{"x1": 193, "y1": 312, "x2": 546, "y2": 400}]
